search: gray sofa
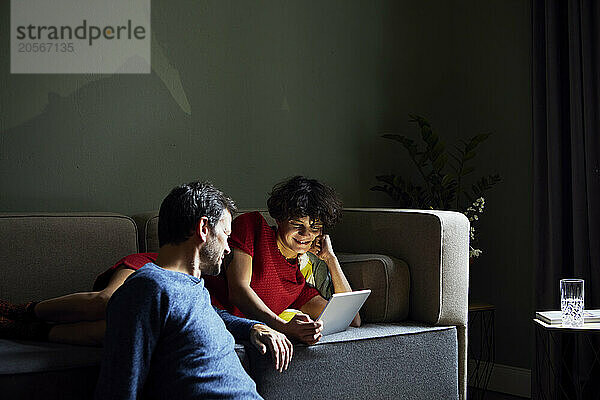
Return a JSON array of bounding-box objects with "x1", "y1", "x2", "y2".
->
[{"x1": 0, "y1": 209, "x2": 469, "y2": 399}]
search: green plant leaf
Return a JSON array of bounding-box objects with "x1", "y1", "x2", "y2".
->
[
  {"x1": 430, "y1": 141, "x2": 445, "y2": 160},
  {"x1": 463, "y1": 151, "x2": 476, "y2": 161},
  {"x1": 441, "y1": 174, "x2": 455, "y2": 187},
  {"x1": 433, "y1": 153, "x2": 446, "y2": 171},
  {"x1": 393, "y1": 175, "x2": 405, "y2": 187},
  {"x1": 448, "y1": 153, "x2": 462, "y2": 171},
  {"x1": 473, "y1": 132, "x2": 492, "y2": 143},
  {"x1": 370, "y1": 185, "x2": 388, "y2": 192},
  {"x1": 465, "y1": 133, "x2": 491, "y2": 152},
  {"x1": 408, "y1": 114, "x2": 431, "y2": 129},
  {"x1": 375, "y1": 174, "x2": 394, "y2": 185},
  {"x1": 422, "y1": 126, "x2": 433, "y2": 143},
  {"x1": 462, "y1": 166, "x2": 475, "y2": 176},
  {"x1": 382, "y1": 134, "x2": 422, "y2": 161},
  {"x1": 381, "y1": 133, "x2": 408, "y2": 143},
  {"x1": 469, "y1": 173, "x2": 502, "y2": 199}
]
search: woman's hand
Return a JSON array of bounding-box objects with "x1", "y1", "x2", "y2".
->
[
  {"x1": 227, "y1": 249, "x2": 330, "y2": 342},
  {"x1": 308, "y1": 236, "x2": 362, "y2": 328},
  {"x1": 281, "y1": 313, "x2": 323, "y2": 345},
  {"x1": 310, "y1": 234, "x2": 336, "y2": 263},
  {"x1": 250, "y1": 324, "x2": 294, "y2": 372}
]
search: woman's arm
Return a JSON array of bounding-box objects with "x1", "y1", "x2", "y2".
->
[
  {"x1": 299, "y1": 294, "x2": 328, "y2": 320},
  {"x1": 226, "y1": 248, "x2": 322, "y2": 344},
  {"x1": 311, "y1": 235, "x2": 361, "y2": 327}
]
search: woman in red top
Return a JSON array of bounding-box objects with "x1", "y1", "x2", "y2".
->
[{"x1": 205, "y1": 176, "x2": 360, "y2": 345}]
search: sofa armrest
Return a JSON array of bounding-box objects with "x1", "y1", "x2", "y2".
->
[
  {"x1": 331, "y1": 208, "x2": 469, "y2": 400},
  {"x1": 331, "y1": 208, "x2": 469, "y2": 326}
]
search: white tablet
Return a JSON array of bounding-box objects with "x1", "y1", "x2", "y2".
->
[{"x1": 317, "y1": 289, "x2": 371, "y2": 335}]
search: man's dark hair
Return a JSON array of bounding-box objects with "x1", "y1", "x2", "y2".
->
[
  {"x1": 267, "y1": 176, "x2": 342, "y2": 232},
  {"x1": 158, "y1": 181, "x2": 236, "y2": 247}
]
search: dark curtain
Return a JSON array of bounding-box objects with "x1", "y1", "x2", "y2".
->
[{"x1": 533, "y1": 0, "x2": 600, "y2": 398}]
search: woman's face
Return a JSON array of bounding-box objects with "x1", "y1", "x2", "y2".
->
[{"x1": 276, "y1": 216, "x2": 323, "y2": 257}]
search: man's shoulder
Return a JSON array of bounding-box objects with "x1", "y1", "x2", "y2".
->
[
  {"x1": 131, "y1": 264, "x2": 201, "y2": 292},
  {"x1": 121, "y1": 264, "x2": 171, "y2": 293},
  {"x1": 113, "y1": 265, "x2": 197, "y2": 308},
  {"x1": 106, "y1": 264, "x2": 168, "y2": 311}
]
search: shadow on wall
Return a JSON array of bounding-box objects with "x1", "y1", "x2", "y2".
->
[
  {"x1": 0, "y1": 2, "x2": 229, "y2": 212},
  {"x1": 0, "y1": 69, "x2": 192, "y2": 212}
]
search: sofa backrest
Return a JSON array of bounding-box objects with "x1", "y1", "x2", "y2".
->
[
  {"x1": 132, "y1": 210, "x2": 275, "y2": 253},
  {"x1": 0, "y1": 213, "x2": 139, "y2": 302},
  {"x1": 132, "y1": 210, "x2": 410, "y2": 323}
]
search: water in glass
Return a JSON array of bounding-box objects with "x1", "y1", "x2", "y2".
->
[{"x1": 560, "y1": 279, "x2": 584, "y2": 327}]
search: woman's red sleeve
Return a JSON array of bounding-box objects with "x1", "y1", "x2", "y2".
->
[{"x1": 228, "y1": 212, "x2": 260, "y2": 257}]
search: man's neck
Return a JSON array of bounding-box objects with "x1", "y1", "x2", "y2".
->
[{"x1": 155, "y1": 244, "x2": 201, "y2": 278}]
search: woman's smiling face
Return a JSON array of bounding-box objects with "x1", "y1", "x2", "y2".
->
[{"x1": 276, "y1": 216, "x2": 323, "y2": 258}]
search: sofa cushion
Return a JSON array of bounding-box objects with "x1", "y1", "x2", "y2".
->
[
  {"x1": 338, "y1": 253, "x2": 409, "y2": 322},
  {"x1": 0, "y1": 213, "x2": 139, "y2": 302},
  {"x1": 0, "y1": 340, "x2": 103, "y2": 374},
  {"x1": 0, "y1": 339, "x2": 248, "y2": 375},
  {"x1": 0, "y1": 338, "x2": 249, "y2": 398},
  {"x1": 247, "y1": 323, "x2": 458, "y2": 400},
  {"x1": 132, "y1": 212, "x2": 160, "y2": 253},
  {"x1": 0, "y1": 367, "x2": 100, "y2": 400}
]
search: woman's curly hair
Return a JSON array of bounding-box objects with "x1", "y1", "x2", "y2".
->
[{"x1": 267, "y1": 176, "x2": 342, "y2": 232}]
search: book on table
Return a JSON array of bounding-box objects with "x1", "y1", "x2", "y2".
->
[{"x1": 536, "y1": 309, "x2": 600, "y2": 325}]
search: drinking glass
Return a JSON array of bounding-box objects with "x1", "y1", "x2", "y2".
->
[{"x1": 560, "y1": 279, "x2": 584, "y2": 327}]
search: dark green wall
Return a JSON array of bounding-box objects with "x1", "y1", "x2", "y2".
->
[
  {"x1": 0, "y1": 1, "x2": 533, "y2": 370},
  {"x1": 1, "y1": 0, "x2": 405, "y2": 212}
]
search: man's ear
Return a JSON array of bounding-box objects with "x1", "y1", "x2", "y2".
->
[{"x1": 195, "y1": 217, "x2": 210, "y2": 244}]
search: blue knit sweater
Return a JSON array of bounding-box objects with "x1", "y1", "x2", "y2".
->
[{"x1": 94, "y1": 263, "x2": 263, "y2": 400}]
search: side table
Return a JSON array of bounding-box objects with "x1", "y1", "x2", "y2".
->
[
  {"x1": 533, "y1": 319, "x2": 600, "y2": 399},
  {"x1": 468, "y1": 303, "x2": 495, "y2": 399}
]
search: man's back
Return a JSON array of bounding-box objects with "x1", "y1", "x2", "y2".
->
[{"x1": 95, "y1": 263, "x2": 262, "y2": 400}]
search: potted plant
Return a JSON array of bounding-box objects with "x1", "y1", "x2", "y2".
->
[{"x1": 371, "y1": 115, "x2": 501, "y2": 258}]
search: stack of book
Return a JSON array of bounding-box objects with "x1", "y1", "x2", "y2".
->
[{"x1": 535, "y1": 310, "x2": 600, "y2": 325}]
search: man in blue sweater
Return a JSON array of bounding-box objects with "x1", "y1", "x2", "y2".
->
[{"x1": 94, "y1": 181, "x2": 293, "y2": 400}]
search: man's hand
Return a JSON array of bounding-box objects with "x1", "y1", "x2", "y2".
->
[
  {"x1": 281, "y1": 313, "x2": 323, "y2": 345},
  {"x1": 250, "y1": 324, "x2": 293, "y2": 372}
]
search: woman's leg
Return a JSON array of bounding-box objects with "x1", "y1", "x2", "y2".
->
[
  {"x1": 43, "y1": 267, "x2": 137, "y2": 345},
  {"x1": 33, "y1": 267, "x2": 135, "y2": 323},
  {"x1": 0, "y1": 266, "x2": 136, "y2": 343},
  {"x1": 47, "y1": 320, "x2": 106, "y2": 346}
]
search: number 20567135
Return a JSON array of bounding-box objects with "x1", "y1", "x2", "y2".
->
[{"x1": 18, "y1": 42, "x2": 75, "y2": 53}]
